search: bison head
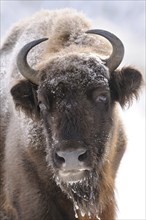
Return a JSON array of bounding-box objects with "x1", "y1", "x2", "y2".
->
[{"x1": 11, "y1": 30, "x2": 143, "y2": 217}]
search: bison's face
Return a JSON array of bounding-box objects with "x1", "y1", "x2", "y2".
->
[
  {"x1": 36, "y1": 54, "x2": 113, "y2": 215},
  {"x1": 37, "y1": 55, "x2": 111, "y2": 183},
  {"x1": 11, "y1": 52, "x2": 142, "y2": 216}
]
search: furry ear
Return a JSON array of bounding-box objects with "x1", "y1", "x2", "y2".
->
[
  {"x1": 109, "y1": 67, "x2": 143, "y2": 107},
  {"x1": 10, "y1": 80, "x2": 39, "y2": 118}
]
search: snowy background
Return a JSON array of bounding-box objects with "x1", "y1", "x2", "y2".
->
[{"x1": 1, "y1": 1, "x2": 145, "y2": 219}]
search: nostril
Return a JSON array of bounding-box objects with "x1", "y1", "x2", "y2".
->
[
  {"x1": 55, "y1": 152, "x2": 65, "y2": 165},
  {"x1": 78, "y1": 150, "x2": 88, "y2": 162}
]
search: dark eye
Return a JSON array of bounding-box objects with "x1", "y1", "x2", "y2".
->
[
  {"x1": 95, "y1": 95, "x2": 107, "y2": 103},
  {"x1": 91, "y1": 89, "x2": 109, "y2": 104},
  {"x1": 39, "y1": 102, "x2": 47, "y2": 111}
]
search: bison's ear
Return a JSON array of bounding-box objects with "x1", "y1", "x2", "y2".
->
[
  {"x1": 109, "y1": 67, "x2": 143, "y2": 107},
  {"x1": 10, "y1": 80, "x2": 39, "y2": 118}
]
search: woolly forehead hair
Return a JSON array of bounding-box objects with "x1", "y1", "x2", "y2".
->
[{"x1": 38, "y1": 53, "x2": 110, "y2": 91}]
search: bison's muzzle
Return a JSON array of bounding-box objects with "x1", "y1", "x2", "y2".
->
[{"x1": 54, "y1": 140, "x2": 90, "y2": 183}]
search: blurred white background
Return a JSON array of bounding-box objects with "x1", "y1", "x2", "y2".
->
[{"x1": 1, "y1": 1, "x2": 145, "y2": 219}]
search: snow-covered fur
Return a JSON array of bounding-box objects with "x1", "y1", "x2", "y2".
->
[{"x1": 0, "y1": 9, "x2": 143, "y2": 220}]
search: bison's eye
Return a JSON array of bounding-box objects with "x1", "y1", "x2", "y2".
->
[
  {"x1": 91, "y1": 89, "x2": 109, "y2": 104},
  {"x1": 39, "y1": 102, "x2": 47, "y2": 111},
  {"x1": 38, "y1": 94, "x2": 51, "y2": 112},
  {"x1": 95, "y1": 95, "x2": 107, "y2": 103}
]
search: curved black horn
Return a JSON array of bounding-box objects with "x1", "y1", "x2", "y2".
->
[
  {"x1": 17, "y1": 38, "x2": 48, "y2": 85},
  {"x1": 86, "y1": 29, "x2": 124, "y2": 72}
]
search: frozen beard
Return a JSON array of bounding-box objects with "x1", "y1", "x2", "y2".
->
[{"x1": 55, "y1": 169, "x2": 101, "y2": 219}]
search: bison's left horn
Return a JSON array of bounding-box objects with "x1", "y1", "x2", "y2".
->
[
  {"x1": 86, "y1": 29, "x2": 124, "y2": 72},
  {"x1": 17, "y1": 38, "x2": 48, "y2": 85}
]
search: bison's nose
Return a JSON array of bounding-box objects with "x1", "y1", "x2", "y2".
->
[{"x1": 55, "y1": 148, "x2": 88, "y2": 171}]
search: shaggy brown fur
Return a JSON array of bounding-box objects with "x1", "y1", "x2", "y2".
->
[{"x1": 0, "y1": 9, "x2": 143, "y2": 220}]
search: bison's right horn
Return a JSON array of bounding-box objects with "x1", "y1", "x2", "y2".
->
[
  {"x1": 86, "y1": 29, "x2": 124, "y2": 72},
  {"x1": 17, "y1": 38, "x2": 48, "y2": 85}
]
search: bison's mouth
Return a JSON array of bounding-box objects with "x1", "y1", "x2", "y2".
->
[
  {"x1": 58, "y1": 169, "x2": 89, "y2": 183},
  {"x1": 55, "y1": 168, "x2": 101, "y2": 219}
]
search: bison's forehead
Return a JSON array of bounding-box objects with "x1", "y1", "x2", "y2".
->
[{"x1": 39, "y1": 53, "x2": 110, "y2": 92}]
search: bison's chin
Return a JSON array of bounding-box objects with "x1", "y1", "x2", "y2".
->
[{"x1": 55, "y1": 169, "x2": 101, "y2": 219}]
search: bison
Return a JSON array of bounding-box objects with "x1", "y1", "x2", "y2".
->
[{"x1": 0, "y1": 8, "x2": 143, "y2": 220}]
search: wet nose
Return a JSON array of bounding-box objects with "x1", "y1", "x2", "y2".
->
[{"x1": 55, "y1": 148, "x2": 88, "y2": 171}]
